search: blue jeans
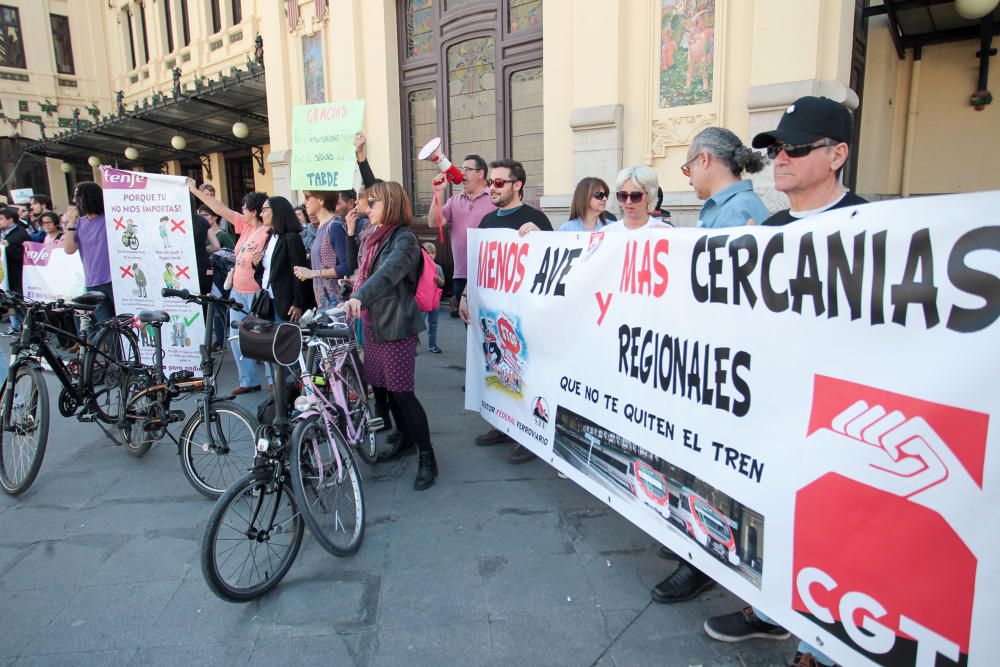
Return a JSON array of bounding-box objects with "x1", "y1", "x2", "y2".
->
[
  {"x1": 425, "y1": 308, "x2": 439, "y2": 348},
  {"x1": 229, "y1": 290, "x2": 272, "y2": 388},
  {"x1": 86, "y1": 282, "x2": 116, "y2": 324},
  {"x1": 753, "y1": 608, "x2": 834, "y2": 665}
]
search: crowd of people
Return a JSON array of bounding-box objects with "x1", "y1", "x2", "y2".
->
[{"x1": 2, "y1": 94, "x2": 859, "y2": 666}]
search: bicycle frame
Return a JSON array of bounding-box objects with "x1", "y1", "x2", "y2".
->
[{"x1": 293, "y1": 342, "x2": 347, "y2": 486}]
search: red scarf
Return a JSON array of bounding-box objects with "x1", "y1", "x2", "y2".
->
[{"x1": 353, "y1": 223, "x2": 397, "y2": 293}]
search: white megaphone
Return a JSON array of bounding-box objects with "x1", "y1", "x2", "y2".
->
[{"x1": 418, "y1": 137, "x2": 464, "y2": 185}]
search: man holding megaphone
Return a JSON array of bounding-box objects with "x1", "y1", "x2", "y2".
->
[{"x1": 425, "y1": 149, "x2": 495, "y2": 318}]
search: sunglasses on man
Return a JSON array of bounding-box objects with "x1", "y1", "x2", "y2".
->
[
  {"x1": 487, "y1": 178, "x2": 517, "y2": 189},
  {"x1": 616, "y1": 191, "x2": 644, "y2": 204},
  {"x1": 766, "y1": 139, "x2": 836, "y2": 160}
]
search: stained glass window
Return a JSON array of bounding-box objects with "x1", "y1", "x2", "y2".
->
[
  {"x1": 510, "y1": 66, "x2": 543, "y2": 190},
  {"x1": 508, "y1": 0, "x2": 541, "y2": 33},
  {"x1": 408, "y1": 89, "x2": 438, "y2": 215},
  {"x1": 406, "y1": 0, "x2": 433, "y2": 58},
  {"x1": 447, "y1": 37, "x2": 496, "y2": 171}
]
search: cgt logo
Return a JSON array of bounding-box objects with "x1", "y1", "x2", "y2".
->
[
  {"x1": 794, "y1": 376, "x2": 986, "y2": 666},
  {"x1": 103, "y1": 168, "x2": 148, "y2": 189}
]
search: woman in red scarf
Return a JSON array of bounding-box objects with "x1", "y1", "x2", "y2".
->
[{"x1": 344, "y1": 182, "x2": 436, "y2": 490}]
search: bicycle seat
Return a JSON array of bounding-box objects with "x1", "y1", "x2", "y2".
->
[
  {"x1": 74, "y1": 291, "x2": 106, "y2": 307},
  {"x1": 138, "y1": 310, "x2": 170, "y2": 324}
]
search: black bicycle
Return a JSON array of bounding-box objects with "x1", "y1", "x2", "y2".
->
[
  {"x1": 118, "y1": 288, "x2": 257, "y2": 497},
  {"x1": 0, "y1": 290, "x2": 140, "y2": 495},
  {"x1": 201, "y1": 314, "x2": 365, "y2": 601}
]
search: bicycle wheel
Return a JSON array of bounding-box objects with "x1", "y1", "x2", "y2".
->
[
  {"x1": 201, "y1": 472, "x2": 304, "y2": 602},
  {"x1": 342, "y1": 351, "x2": 377, "y2": 465},
  {"x1": 290, "y1": 416, "x2": 365, "y2": 557},
  {"x1": 117, "y1": 373, "x2": 159, "y2": 457},
  {"x1": 85, "y1": 325, "x2": 140, "y2": 423},
  {"x1": 180, "y1": 401, "x2": 257, "y2": 498},
  {"x1": 0, "y1": 365, "x2": 50, "y2": 495}
]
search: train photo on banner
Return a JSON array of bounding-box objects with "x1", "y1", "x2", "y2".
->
[{"x1": 553, "y1": 404, "x2": 766, "y2": 587}]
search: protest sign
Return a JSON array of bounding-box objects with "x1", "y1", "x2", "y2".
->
[
  {"x1": 465, "y1": 191, "x2": 1000, "y2": 667},
  {"x1": 101, "y1": 168, "x2": 204, "y2": 375},
  {"x1": 9, "y1": 188, "x2": 33, "y2": 204},
  {"x1": 290, "y1": 100, "x2": 365, "y2": 190},
  {"x1": 0, "y1": 247, "x2": 7, "y2": 291},
  {"x1": 21, "y1": 242, "x2": 85, "y2": 302}
]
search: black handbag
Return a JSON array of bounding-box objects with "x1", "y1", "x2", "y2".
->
[
  {"x1": 249, "y1": 289, "x2": 274, "y2": 320},
  {"x1": 237, "y1": 316, "x2": 301, "y2": 366}
]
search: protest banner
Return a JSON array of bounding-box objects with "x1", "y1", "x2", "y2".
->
[
  {"x1": 21, "y1": 242, "x2": 85, "y2": 302},
  {"x1": 290, "y1": 100, "x2": 365, "y2": 190},
  {"x1": 465, "y1": 191, "x2": 1000, "y2": 666},
  {"x1": 0, "y1": 246, "x2": 7, "y2": 291},
  {"x1": 9, "y1": 188, "x2": 33, "y2": 204},
  {"x1": 101, "y1": 168, "x2": 204, "y2": 375}
]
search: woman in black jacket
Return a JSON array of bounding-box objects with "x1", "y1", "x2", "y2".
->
[
  {"x1": 343, "y1": 181, "x2": 436, "y2": 490},
  {"x1": 254, "y1": 196, "x2": 315, "y2": 322}
]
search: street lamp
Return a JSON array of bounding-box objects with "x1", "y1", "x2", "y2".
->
[
  {"x1": 124, "y1": 146, "x2": 139, "y2": 160},
  {"x1": 171, "y1": 135, "x2": 187, "y2": 150},
  {"x1": 232, "y1": 121, "x2": 249, "y2": 139},
  {"x1": 955, "y1": 0, "x2": 1000, "y2": 18},
  {"x1": 87, "y1": 155, "x2": 101, "y2": 167}
]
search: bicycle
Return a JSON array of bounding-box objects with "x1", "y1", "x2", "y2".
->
[
  {"x1": 118, "y1": 288, "x2": 257, "y2": 498},
  {"x1": 122, "y1": 224, "x2": 139, "y2": 250},
  {"x1": 0, "y1": 290, "x2": 140, "y2": 495},
  {"x1": 201, "y1": 314, "x2": 365, "y2": 601},
  {"x1": 302, "y1": 306, "x2": 379, "y2": 466}
]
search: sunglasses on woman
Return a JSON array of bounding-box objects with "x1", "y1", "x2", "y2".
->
[
  {"x1": 616, "y1": 191, "x2": 644, "y2": 204},
  {"x1": 593, "y1": 191, "x2": 608, "y2": 201},
  {"x1": 766, "y1": 139, "x2": 836, "y2": 160},
  {"x1": 367, "y1": 197, "x2": 377, "y2": 208}
]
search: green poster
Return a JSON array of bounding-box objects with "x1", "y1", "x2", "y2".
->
[{"x1": 290, "y1": 100, "x2": 366, "y2": 190}]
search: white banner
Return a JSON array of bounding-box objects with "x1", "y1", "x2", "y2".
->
[
  {"x1": 101, "y1": 168, "x2": 204, "y2": 375},
  {"x1": 21, "y1": 242, "x2": 85, "y2": 303},
  {"x1": 466, "y1": 192, "x2": 1000, "y2": 667}
]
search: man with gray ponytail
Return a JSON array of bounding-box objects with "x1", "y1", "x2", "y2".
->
[
  {"x1": 650, "y1": 128, "x2": 771, "y2": 608},
  {"x1": 681, "y1": 126, "x2": 770, "y2": 228}
]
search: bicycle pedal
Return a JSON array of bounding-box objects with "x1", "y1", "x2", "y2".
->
[
  {"x1": 166, "y1": 410, "x2": 185, "y2": 423},
  {"x1": 368, "y1": 416, "x2": 385, "y2": 431},
  {"x1": 78, "y1": 412, "x2": 97, "y2": 423},
  {"x1": 169, "y1": 370, "x2": 194, "y2": 382}
]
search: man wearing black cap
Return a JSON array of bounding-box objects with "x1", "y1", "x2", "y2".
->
[
  {"x1": 752, "y1": 95, "x2": 866, "y2": 227},
  {"x1": 701, "y1": 96, "x2": 864, "y2": 667}
]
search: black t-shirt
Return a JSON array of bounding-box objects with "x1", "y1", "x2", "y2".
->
[
  {"x1": 762, "y1": 192, "x2": 868, "y2": 226},
  {"x1": 479, "y1": 203, "x2": 553, "y2": 231}
]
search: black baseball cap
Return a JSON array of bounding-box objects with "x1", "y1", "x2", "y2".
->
[{"x1": 752, "y1": 96, "x2": 852, "y2": 148}]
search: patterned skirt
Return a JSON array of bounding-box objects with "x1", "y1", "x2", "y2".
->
[{"x1": 362, "y1": 320, "x2": 417, "y2": 392}]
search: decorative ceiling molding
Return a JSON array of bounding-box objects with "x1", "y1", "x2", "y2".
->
[{"x1": 650, "y1": 113, "x2": 716, "y2": 156}]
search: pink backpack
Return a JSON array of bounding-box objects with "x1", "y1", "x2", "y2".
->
[{"x1": 415, "y1": 248, "x2": 442, "y2": 313}]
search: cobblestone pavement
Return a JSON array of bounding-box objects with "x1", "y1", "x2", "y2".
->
[{"x1": 0, "y1": 313, "x2": 795, "y2": 666}]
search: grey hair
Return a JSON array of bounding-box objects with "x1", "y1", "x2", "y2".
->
[
  {"x1": 690, "y1": 127, "x2": 766, "y2": 178},
  {"x1": 615, "y1": 165, "x2": 659, "y2": 211}
]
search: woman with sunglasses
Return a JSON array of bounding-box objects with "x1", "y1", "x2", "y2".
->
[
  {"x1": 605, "y1": 165, "x2": 671, "y2": 231},
  {"x1": 343, "y1": 182, "x2": 437, "y2": 491},
  {"x1": 682, "y1": 127, "x2": 769, "y2": 229},
  {"x1": 255, "y1": 196, "x2": 315, "y2": 323},
  {"x1": 559, "y1": 177, "x2": 612, "y2": 232}
]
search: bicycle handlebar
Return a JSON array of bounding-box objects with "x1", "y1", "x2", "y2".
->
[{"x1": 161, "y1": 287, "x2": 245, "y2": 313}]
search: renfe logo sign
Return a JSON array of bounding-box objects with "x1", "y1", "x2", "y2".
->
[
  {"x1": 794, "y1": 376, "x2": 987, "y2": 666},
  {"x1": 23, "y1": 244, "x2": 52, "y2": 267},
  {"x1": 102, "y1": 168, "x2": 149, "y2": 189}
]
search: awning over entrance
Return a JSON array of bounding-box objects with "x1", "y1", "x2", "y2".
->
[{"x1": 24, "y1": 59, "x2": 268, "y2": 179}]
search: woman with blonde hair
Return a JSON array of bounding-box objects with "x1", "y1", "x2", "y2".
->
[
  {"x1": 343, "y1": 182, "x2": 436, "y2": 490},
  {"x1": 559, "y1": 177, "x2": 612, "y2": 232}
]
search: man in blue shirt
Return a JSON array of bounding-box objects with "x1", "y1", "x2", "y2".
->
[{"x1": 682, "y1": 126, "x2": 770, "y2": 229}]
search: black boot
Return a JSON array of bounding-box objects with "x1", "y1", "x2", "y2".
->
[{"x1": 414, "y1": 450, "x2": 437, "y2": 490}]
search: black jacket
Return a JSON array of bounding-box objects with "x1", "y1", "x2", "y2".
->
[
  {"x1": 2, "y1": 224, "x2": 30, "y2": 293},
  {"x1": 348, "y1": 226, "x2": 425, "y2": 343},
  {"x1": 254, "y1": 231, "x2": 316, "y2": 319}
]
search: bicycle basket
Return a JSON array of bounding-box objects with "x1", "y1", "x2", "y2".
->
[{"x1": 237, "y1": 316, "x2": 302, "y2": 366}]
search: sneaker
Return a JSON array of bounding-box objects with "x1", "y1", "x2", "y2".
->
[
  {"x1": 474, "y1": 427, "x2": 514, "y2": 447},
  {"x1": 507, "y1": 444, "x2": 537, "y2": 464},
  {"x1": 790, "y1": 652, "x2": 837, "y2": 667},
  {"x1": 428, "y1": 345, "x2": 442, "y2": 353},
  {"x1": 1, "y1": 327, "x2": 18, "y2": 336},
  {"x1": 231, "y1": 385, "x2": 262, "y2": 396},
  {"x1": 651, "y1": 562, "x2": 715, "y2": 603},
  {"x1": 704, "y1": 606, "x2": 791, "y2": 642}
]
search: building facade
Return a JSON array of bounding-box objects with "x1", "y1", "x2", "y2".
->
[{"x1": 1, "y1": 1, "x2": 997, "y2": 238}]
